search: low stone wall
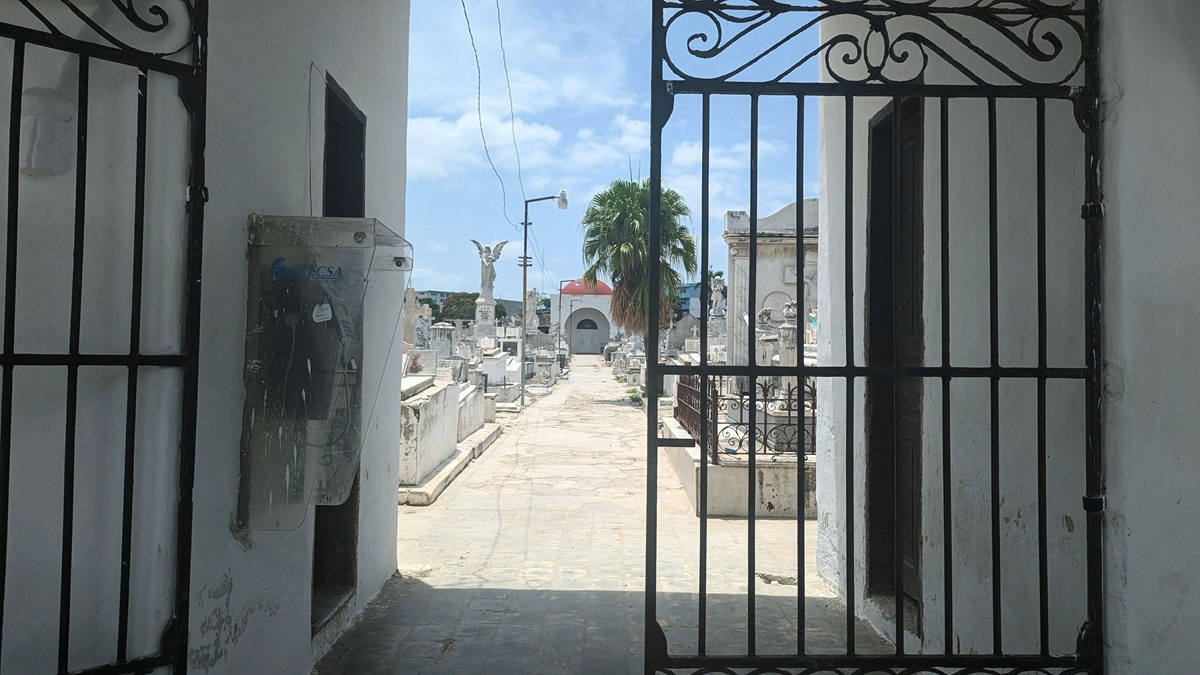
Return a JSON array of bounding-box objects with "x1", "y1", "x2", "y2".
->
[
  {"x1": 399, "y1": 382, "x2": 460, "y2": 486},
  {"x1": 661, "y1": 416, "x2": 817, "y2": 518},
  {"x1": 457, "y1": 385, "x2": 484, "y2": 442}
]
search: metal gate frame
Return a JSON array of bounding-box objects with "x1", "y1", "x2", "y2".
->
[
  {"x1": 0, "y1": 2, "x2": 207, "y2": 673},
  {"x1": 646, "y1": 1, "x2": 1104, "y2": 673}
]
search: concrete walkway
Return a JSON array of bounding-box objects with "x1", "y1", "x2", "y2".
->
[{"x1": 314, "y1": 356, "x2": 886, "y2": 674}]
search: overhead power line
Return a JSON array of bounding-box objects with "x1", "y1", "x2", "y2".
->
[
  {"x1": 494, "y1": 0, "x2": 527, "y2": 205},
  {"x1": 459, "y1": 0, "x2": 516, "y2": 226}
]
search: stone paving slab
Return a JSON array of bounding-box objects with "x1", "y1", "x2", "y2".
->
[{"x1": 315, "y1": 356, "x2": 888, "y2": 674}]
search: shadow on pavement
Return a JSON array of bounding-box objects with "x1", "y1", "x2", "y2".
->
[{"x1": 314, "y1": 575, "x2": 889, "y2": 675}]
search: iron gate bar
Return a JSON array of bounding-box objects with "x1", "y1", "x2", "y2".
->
[
  {"x1": 697, "y1": 91, "x2": 710, "y2": 659},
  {"x1": 889, "y1": 93, "x2": 903, "y2": 656},
  {"x1": 658, "y1": 652, "x2": 1085, "y2": 671},
  {"x1": 0, "y1": 21, "x2": 192, "y2": 77},
  {"x1": 746, "y1": 93, "x2": 759, "y2": 657},
  {"x1": 939, "y1": 95, "x2": 953, "y2": 655},
  {"x1": 0, "y1": 38, "x2": 25, "y2": 663},
  {"x1": 175, "y1": 0, "x2": 210, "y2": 666},
  {"x1": 989, "y1": 95, "x2": 1003, "y2": 655},
  {"x1": 668, "y1": 82, "x2": 1079, "y2": 100},
  {"x1": 647, "y1": 0, "x2": 665, "y2": 661},
  {"x1": 794, "y1": 92, "x2": 806, "y2": 657},
  {"x1": 842, "y1": 93, "x2": 856, "y2": 657},
  {"x1": 119, "y1": 67, "x2": 151, "y2": 662},
  {"x1": 0, "y1": 353, "x2": 189, "y2": 367},
  {"x1": 656, "y1": 364, "x2": 1088, "y2": 379},
  {"x1": 0, "y1": 2, "x2": 208, "y2": 672},
  {"x1": 1036, "y1": 95, "x2": 1051, "y2": 658},
  {"x1": 659, "y1": 1, "x2": 1087, "y2": 15},
  {"x1": 1083, "y1": 4, "x2": 1104, "y2": 669},
  {"x1": 59, "y1": 52, "x2": 91, "y2": 672}
]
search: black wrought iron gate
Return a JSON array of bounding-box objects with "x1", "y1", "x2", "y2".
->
[
  {"x1": 0, "y1": 2, "x2": 207, "y2": 673},
  {"x1": 647, "y1": 1, "x2": 1103, "y2": 674}
]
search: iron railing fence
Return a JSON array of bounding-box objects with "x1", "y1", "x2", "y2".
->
[{"x1": 674, "y1": 374, "x2": 816, "y2": 465}]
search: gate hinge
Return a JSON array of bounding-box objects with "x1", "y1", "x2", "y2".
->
[
  {"x1": 1083, "y1": 495, "x2": 1106, "y2": 513},
  {"x1": 1081, "y1": 202, "x2": 1105, "y2": 219},
  {"x1": 1076, "y1": 619, "x2": 1098, "y2": 661},
  {"x1": 159, "y1": 615, "x2": 182, "y2": 657},
  {"x1": 187, "y1": 184, "x2": 210, "y2": 209}
]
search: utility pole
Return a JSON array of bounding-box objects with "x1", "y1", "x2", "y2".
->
[{"x1": 520, "y1": 192, "x2": 568, "y2": 407}]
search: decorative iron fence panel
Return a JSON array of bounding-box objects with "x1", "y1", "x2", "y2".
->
[
  {"x1": 676, "y1": 374, "x2": 816, "y2": 465},
  {"x1": 0, "y1": 3, "x2": 207, "y2": 673},
  {"x1": 646, "y1": 1, "x2": 1103, "y2": 674}
]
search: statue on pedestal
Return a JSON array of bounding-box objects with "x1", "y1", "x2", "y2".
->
[
  {"x1": 525, "y1": 289, "x2": 539, "y2": 332},
  {"x1": 470, "y1": 240, "x2": 508, "y2": 300},
  {"x1": 710, "y1": 275, "x2": 727, "y2": 316}
]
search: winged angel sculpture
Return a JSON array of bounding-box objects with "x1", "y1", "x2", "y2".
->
[{"x1": 470, "y1": 240, "x2": 508, "y2": 300}]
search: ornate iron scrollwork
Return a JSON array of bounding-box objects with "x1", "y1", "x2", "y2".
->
[
  {"x1": 661, "y1": 0, "x2": 1086, "y2": 87},
  {"x1": 709, "y1": 376, "x2": 816, "y2": 462},
  {"x1": 10, "y1": 0, "x2": 197, "y2": 59}
]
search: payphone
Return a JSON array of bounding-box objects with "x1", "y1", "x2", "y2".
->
[{"x1": 237, "y1": 216, "x2": 411, "y2": 530}]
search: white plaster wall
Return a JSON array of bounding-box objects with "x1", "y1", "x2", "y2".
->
[
  {"x1": 1100, "y1": 1, "x2": 1200, "y2": 671},
  {"x1": 727, "y1": 248, "x2": 798, "y2": 367},
  {"x1": 398, "y1": 383, "x2": 460, "y2": 487},
  {"x1": 186, "y1": 4, "x2": 411, "y2": 673},
  {"x1": 0, "y1": 1, "x2": 409, "y2": 673},
  {"x1": 550, "y1": 293, "x2": 613, "y2": 341},
  {"x1": 564, "y1": 306, "x2": 611, "y2": 354},
  {"x1": 457, "y1": 384, "x2": 484, "y2": 443},
  {"x1": 815, "y1": 11, "x2": 1089, "y2": 657}
]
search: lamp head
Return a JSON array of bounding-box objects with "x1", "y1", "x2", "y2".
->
[{"x1": 557, "y1": 190, "x2": 568, "y2": 210}]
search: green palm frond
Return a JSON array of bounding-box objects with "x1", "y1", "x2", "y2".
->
[{"x1": 579, "y1": 179, "x2": 697, "y2": 335}]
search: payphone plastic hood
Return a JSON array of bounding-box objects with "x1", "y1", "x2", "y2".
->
[{"x1": 238, "y1": 215, "x2": 411, "y2": 531}]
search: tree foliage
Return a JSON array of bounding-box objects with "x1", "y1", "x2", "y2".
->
[
  {"x1": 418, "y1": 297, "x2": 440, "y2": 321},
  {"x1": 580, "y1": 179, "x2": 697, "y2": 334},
  {"x1": 436, "y1": 289, "x2": 501, "y2": 319},
  {"x1": 440, "y1": 292, "x2": 479, "y2": 321}
]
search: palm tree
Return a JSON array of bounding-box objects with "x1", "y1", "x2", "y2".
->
[{"x1": 580, "y1": 179, "x2": 697, "y2": 334}]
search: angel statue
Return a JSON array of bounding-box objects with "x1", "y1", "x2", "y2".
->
[
  {"x1": 710, "y1": 274, "x2": 727, "y2": 315},
  {"x1": 470, "y1": 240, "x2": 508, "y2": 300}
]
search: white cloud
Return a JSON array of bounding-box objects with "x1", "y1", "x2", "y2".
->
[
  {"x1": 408, "y1": 113, "x2": 562, "y2": 181},
  {"x1": 407, "y1": 1, "x2": 639, "y2": 120}
]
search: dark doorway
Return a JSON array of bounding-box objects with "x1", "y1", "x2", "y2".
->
[
  {"x1": 312, "y1": 74, "x2": 366, "y2": 634},
  {"x1": 866, "y1": 98, "x2": 925, "y2": 616},
  {"x1": 323, "y1": 75, "x2": 366, "y2": 219}
]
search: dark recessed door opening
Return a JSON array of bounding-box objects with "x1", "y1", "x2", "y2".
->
[
  {"x1": 866, "y1": 98, "x2": 925, "y2": 625},
  {"x1": 312, "y1": 74, "x2": 366, "y2": 635}
]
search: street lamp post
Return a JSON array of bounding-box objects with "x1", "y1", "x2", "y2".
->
[
  {"x1": 520, "y1": 191, "x2": 568, "y2": 407},
  {"x1": 556, "y1": 278, "x2": 574, "y2": 352},
  {"x1": 569, "y1": 298, "x2": 580, "y2": 354}
]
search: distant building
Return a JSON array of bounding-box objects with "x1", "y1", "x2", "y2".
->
[
  {"x1": 550, "y1": 278, "x2": 615, "y2": 355},
  {"x1": 495, "y1": 297, "x2": 523, "y2": 318},
  {"x1": 677, "y1": 281, "x2": 704, "y2": 317},
  {"x1": 724, "y1": 198, "x2": 819, "y2": 368},
  {"x1": 415, "y1": 289, "x2": 454, "y2": 306}
]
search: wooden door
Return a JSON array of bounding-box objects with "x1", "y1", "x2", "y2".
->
[
  {"x1": 895, "y1": 104, "x2": 924, "y2": 599},
  {"x1": 867, "y1": 98, "x2": 924, "y2": 608}
]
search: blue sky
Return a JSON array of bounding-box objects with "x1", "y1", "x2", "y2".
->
[{"x1": 405, "y1": 0, "x2": 819, "y2": 302}]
